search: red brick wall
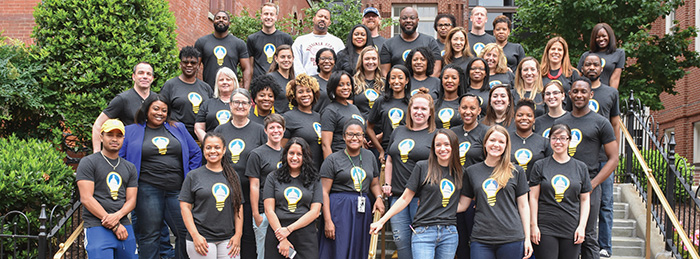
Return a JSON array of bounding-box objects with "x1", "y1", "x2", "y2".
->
[
  {"x1": 361, "y1": 0, "x2": 467, "y2": 39},
  {"x1": 0, "y1": 0, "x2": 41, "y2": 45},
  {"x1": 170, "y1": 0, "x2": 213, "y2": 48}
]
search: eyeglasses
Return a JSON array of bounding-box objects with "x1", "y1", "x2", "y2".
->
[
  {"x1": 345, "y1": 132, "x2": 364, "y2": 139},
  {"x1": 231, "y1": 100, "x2": 250, "y2": 107},
  {"x1": 181, "y1": 60, "x2": 198, "y2": 65},
  {"x1": 319, "y1": 57, "x2": 334, "y2": 61},
  {"x1": 471, "y1": 67, "x2": 486, "y2": 71},
  {"x1": 438, "y1": 23, "x2": 453, "y2": 28},
  {"x1": 544, "y1": 91, "x2": 562, "y2": 96},
  {"x1": 551, "y1": 137, "x2": 570, "y2": 143}
]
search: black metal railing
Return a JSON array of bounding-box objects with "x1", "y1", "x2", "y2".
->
[{"x1": 619, "y1": 91, "x2": 700, "y2": 259}]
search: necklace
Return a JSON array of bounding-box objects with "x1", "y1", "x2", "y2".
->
[
  {"x1": 547, "y1": 68, "x2": 562, "y2": 80},
  {"x1": 101, "y1": 151, "x2": 120, "y2": 171},
  {"x1": 514, "y1": 131, "x2": 533, "y2": 144}
]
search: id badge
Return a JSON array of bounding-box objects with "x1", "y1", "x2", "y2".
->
[{"x1": 357, "y1": 196, "x2": 366, "y2": 213}]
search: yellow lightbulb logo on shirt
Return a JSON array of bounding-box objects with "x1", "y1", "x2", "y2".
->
[
  {"x1": 228, "y1": 139, "x2": 245, "y2": 164},
  {"x1": 438, "y1": 108, "x2": 455, "y2": 129},
  {"x1": 106, "y1": 172, "x2": 122, "y2": 200},
  {"x1": 440, "y1": 179, "x2": 455, "y2": 207},
  {"x1": 352, "y1": 114, "x2": 365, "y2": 125},
  {"x1": 514, "y1": 149, "x2": 533, "y2": 171},
  {"x1": 214, "y1": 46, "x2": 227, "y2": 66},
  {"x1": 551, "y1": 175, "x2": 570, "y2": 203},
  {"x1": 216, "y1": 110, "x2": 231, "y2": 125},
  {"x1": 188, "y1": 92, "x2": 203, "y2": 113},
  {"x1": 365, "y1": 89, "x2": 379, "y2": 109},
  {"x1": 212, "y1": 183, "x2": 230, "y2": 211},
  {"x1": 152, "y1": 137, "x2": 169, "y2": 155},
  {"x1": 313, "y1": 122, "x2": 322, "y2": 144},
  {"x1": 284, "y1": 187, "x2": 303, "y2": 212},
  {"x1": 459, "y1": 142, "x2": 471, "y2": 166},
  {"x1": 398, "y1": 139, "x2": 415, "y2": 163},
  {"x1": 264, "y1": 44, "x2": 276, "y2": 64},
  {"x1": 482, "y1": 178, "x2": 500, "y2": 206},
  {"x1": 351, "y1": 167, "x2": 367, "y2": 192},
  {"x1": 568, "y1": 129, "x2": 583, "y2": 156},
  {"x1": 388, "y1": 108, "x2": 404, "y2": 129}
]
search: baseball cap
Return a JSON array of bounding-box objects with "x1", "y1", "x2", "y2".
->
[
  {"x1": 101, "y1": 119, "x2": 125, "y2": 134},
  {"x1": 363, "y1": 7, "x2": 379, "y2": 17}
]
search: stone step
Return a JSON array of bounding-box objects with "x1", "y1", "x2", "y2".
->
[
  {"x1": 612, "y1": 223, "x2": 637, "y2": 237},
  {"x1": 613, "y1": 202, "x2": 627, "y2": 211},
  {"x1": 613, "y1": 218, "x2": 637, "y2": 229},
  {"x1": 610, "y1": 256, "x2": 645, "y2": 259},
  {"x1": 612, "y1": 236, "x2": 645, "y2": 248},
  {"x1": 614, "y1": 205, "x2": 629, "y2": 220},
  {"x1": 614, "y1": 188, "x2": 621, "y2": 202}
]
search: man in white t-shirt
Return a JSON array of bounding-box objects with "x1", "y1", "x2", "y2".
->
[{"x1": 292, "y1": 8, "x2": 345, "y2": 76}]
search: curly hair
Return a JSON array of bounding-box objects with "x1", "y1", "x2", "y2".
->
[
  {"x1": 249, "y1": 74, "x2": 280, "y2": 101},
  {"x1": 286, "y1": 73, "x2": 320, "y2": 107},
  {"x1": 405, "y1": 47, "x2": 436, "y2": 76},
  {"x1": 179, "y1": 46, "x2": 201, "y2": 60},
  {"x1": 276, "y1": 137, "x2": 319, "y2": 188}
]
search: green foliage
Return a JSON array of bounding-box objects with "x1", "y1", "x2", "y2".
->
[
  {"x1": 617, "y1": 150, "x2": 695, "y2": 201},
  {"x1": 32, "y1": 0, "x2": 180, "y2": 145},
  {"x1": 283, "y1": 0, "x2": 395, "y2": 39},
  {"x1": 514, "y1": 0, "x2": 700, "y2": 110},
  {"x1": 229, "y1": 9, "x2": 262, "y2": 42}
]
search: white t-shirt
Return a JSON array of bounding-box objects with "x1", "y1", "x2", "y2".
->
[{"x1": 292, "y1": 32, "x2": 345, "y2": 76}]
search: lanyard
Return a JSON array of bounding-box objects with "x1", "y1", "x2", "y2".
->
[{"x1": 345, "y1": 149, "x2": 363, "y2": 193}]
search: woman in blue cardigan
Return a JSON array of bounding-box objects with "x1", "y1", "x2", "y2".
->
[{"x1": 120, "y1": 94, "x2": 202, "y2": 259}]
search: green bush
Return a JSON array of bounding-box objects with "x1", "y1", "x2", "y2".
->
[
  {"x1": 618, "y1": 149, "x2": 695, "y2": 202},
  {"x1": 229, "y1": 8, "x2": 262, "y2": 42},
  {"x1": 0, "y1": 135, "x2": 76, "y2": 257},
  {"x1": 32, "y1": 0, "x2": 180, "y2": 146}
]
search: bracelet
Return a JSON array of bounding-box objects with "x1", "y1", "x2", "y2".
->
[{"x1": 111, "y1": 224, "x2": 120, "y2": 231}]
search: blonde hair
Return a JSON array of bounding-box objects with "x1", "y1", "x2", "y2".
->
[
  {"x1": 514, "y1": 57, "x2": 544, "y2": 100},
  {"x1": 540, "y1": 36, "x2": 577, "y2": 78},
  {"x1": 405, "y1": 88, "x2": 436, "y2": 133},
  {"x1": 286, "y1": 73, "x2": 320, "y2": 106},
  {"x1": 479, "y1": 43, "x2": 509, "y2": 74},
  {"x1": 354, "y1": 47, "x2": 385, "y2": 95},
  {"x1": 214, "y1": 67, "x2": 239, "y2": 98},
  {"x1": 483, "y1": 125, "x2": 515, "y2": 188},
  {"x1": 443, "y1": 27, "x2": 472, "y2": 65}
]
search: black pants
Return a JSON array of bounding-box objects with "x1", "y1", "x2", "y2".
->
[
  {"x1": 456, "y1": 201, "x2": 476, "y2": 259},
  {"x1": 241, "y1": 202, "x2": 257, "y2": 259},
  {"x1": 533, "y1": 235, "x2": 581, "y2": 259},
  {"x1": 582, "y1": 186, "x2": 602, "y2": 259},
  {"x1": 265, "y1": 218, "x2": 318, "y2": 259}
]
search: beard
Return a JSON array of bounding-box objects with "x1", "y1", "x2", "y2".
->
[
  {"x1": 401, "y1": 25, "x2": 416, "y2": 35},
  {"x1": 214, "y1": 22, "x2": 229, "y2": 33},
  {"x1": 586, "y1": 72, "x2": 600, "y2": 82}
]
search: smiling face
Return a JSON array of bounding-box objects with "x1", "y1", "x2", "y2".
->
[
  {"x1": 493, "y1": 22, "x2": 510, "y2": 42},
  {"x1": 550, "y1": 128, "x2": 571, "y2": 155},
  {"x1": 469, "y1": 60, "x2": 486, "y2": 83},
  {"x1": 596, "y1": 28, "x2": 609, "y2": 49},
  {"x1": 548, "y1": 42, "x2": 564, "y2": 65},
  {"x1": 230, "y1": 93, "x2": 251, "y2": 118},
  {"x1": 294, "y1": 85, "x2": 314, "y2": 109},
  {"x1": 514, "y1": 105, "x2": 534, "y2": 132},
  {"x1": 569, "y1": 81, "x2": 593, "y2": 111},
  {"x1": 450, "y1": 31, "x2": 466, "y2": 54},
  {"x1": 217, "y1": 74, "x2": 235, "y2": 96},
  {"x1": 180, "y1": 56, "x2": 199, "y2": 77},
  {"x1": 336, "y1": 74, "x2": 353, "y2": 100},
  {"x1": 485, "y1": 130, "x2": 507, "y2": 158},
  {"x1": 389, "y1": 68, "x2": 408, "y2": 95},
  {"x1": 434, "y1": 133, "x2": 453, "y2": 163},
  {"x1": 275, "y1": 49, "x2": 294, "y2": 71},
  {"x1": 351, "y1": 27, "x2": 368, "y2": 49},
  {"x1": 399, "y1": 8, "x2": 419, "y2": 35},
  {"x1": 287, "y1": 143, "x2": 304, "y2": 171},
  {"x1": 254, "y1": 87, "x2": 275, "y2": 112},
  {"x1": 459, "y1": 96, "x2": 481, "y2": 126},
  {"x1": 318, "y1": 50, "x2": 335, "y2": 74},
  {"x1": 146, "y1": 100, "x2": 168, "y2": 128},
  {"x1": 344, "y1": 124, "x2": 364, "y2": 151},
  {"x1": 410, "y1": 97, "x2": 431, "y2": 128},
  {"x1": 543, "y1": 83, "x2": 564, "y2": 109},
  {"x1": 261, "y1": 5, "x2": 278, "y2": 29},
  {"x1": 265, "y1": 122, "x2": 284, "y2": 143},
  {"x1": 362, "y1": 50, "x2": 379, "y2": 72},
  {"x1": 490, "y1": 87, "x2": 510, "y2": 113},
  {"x1": 441, "y1": 68, "x2": 460, "y2": 94},
  {"x1": 203, "y1": 136, "x2": 225, "y2": 165},
  {"x1": 362, "y1": 12, "x2": 379, "y2": 31},
  {"x1": 213, "y1": 11, "x2": 230, "y2": 33},
  {"x1": 520, "y1": 60, "x2": 538, "y2": 86},
  {"x1": 411, "y1": 51, "x2": 427, "y2": 75},
  {"x1": 484, "y1": 48, "x2": 500, "y2": 70},
  {"x1": 132, "y1": 63, "x2": 154, "y2": 90},
  {"x1": 101, "y1": 130, "x2": 124, "y2": 153}
]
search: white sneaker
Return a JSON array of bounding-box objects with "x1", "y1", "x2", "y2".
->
[{"x1": 599, "y1": 249, "x2": 611, "y2": 258}]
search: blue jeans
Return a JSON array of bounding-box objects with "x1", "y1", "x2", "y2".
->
[
  {"x1": 135, "y1": 181, "x2": 188, "y2": 259},
  {"x1": 471, "y1": 240, "x2": 524, "y2": 259},
  {"x1": 131, "y1": 212, "x2": 175, "y2": 258},
  {"x1": 598, "y1": 162, "x2": 614, "y2": 253},
  {"x1": 411, "y1": 225, "x2": 458, "y2": 259},
  {"x1": 252, "y1": 213, "x2": 269, "y2": 259},
  {"x1": 84, "y1": 225, "x2": 138, "y2": 259},
  {"x1": 389, "y1": 197, "x2": 419, "y2": 259}
]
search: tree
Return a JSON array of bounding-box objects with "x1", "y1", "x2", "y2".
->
[
  {"x1": 286, "y1": 0, "x2": 395, "y2": 40},
  {"x1": 514, "y1": 0, "x2": 700, "y2": 110},
  {"x1": 32, "y1": 0, "x2": 180, "y2": 145}
]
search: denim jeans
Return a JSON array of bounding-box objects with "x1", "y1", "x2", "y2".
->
[
  {"x1": 389, "y1": 197, "x2": 419, "y2": 259},
  {"x1": 411, "y1": 225, "x2": 458, "y2": 259},
  {"x1": 252, "y1": 213, "x2": 269, "y2": 259},
  {"x1": 131, "y1": 212, "x2": 175, "y2": 258},
  {"x1": 598, "y1": 162, "x2": 614, "y2": 253},
  {"x1": 135, "y1": 181, "x2": 188, "y2": 259},
  {"x1": 471, "y1": 240, "x2": 524, "y2": 259}
]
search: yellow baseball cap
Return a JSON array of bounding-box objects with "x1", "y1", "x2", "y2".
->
[{"x1": 101, "y1": 119, "x2": 125, "y2": 134}]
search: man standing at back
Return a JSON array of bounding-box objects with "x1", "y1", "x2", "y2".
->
[
  {"x1": 362, "y1": 7, "x2": 386, "y2": 51},
  {"x1": 292, "y1": 8, "x2": 345, "y2": 76},
  {"x1": 196, "y1": 10, "x2": 252, "y2": 89},
  {"x1": 247, "y1": 3, "x2": 293, "y2": 78},
  {"x1": 379, "y1": 7, "x2": 441, "y2": 77},
  {"x1": 468, "y1": 6, "x2": 496, "y2": 56}
]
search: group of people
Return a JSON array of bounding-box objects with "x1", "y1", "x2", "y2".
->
[{"x1": 77, "y1": 3, "x2": 625, "y2": 259}]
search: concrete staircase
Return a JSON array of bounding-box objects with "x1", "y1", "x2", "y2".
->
[{"x1": 611, "y1": 184, "x2": 646, "y2": 259}]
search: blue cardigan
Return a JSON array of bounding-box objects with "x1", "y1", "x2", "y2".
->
[{"x1": 119, "y1": 122, "x2": 202, "y2": 179}]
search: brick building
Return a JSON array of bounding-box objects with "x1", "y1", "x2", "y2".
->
[{"x1": 648, "y1": 0, "x2": 700, "y2": 178}]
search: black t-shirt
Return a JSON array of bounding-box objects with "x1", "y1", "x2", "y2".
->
[
  {"x1": 195, "y1": 34, "x2": 250, "y2": 89},
  {"x1": 263, "y1": 171, "x2": 323, "y2": 220},
  {"x1": 76, "y1": 153, "x2": 138, "y2": 228},
  {"x1": 435, "y1": 98, "x2": 462, "y2": 129},
  {"x1": 313, "y1": 75, "x2": 331, "y2": 113},
  {"x1": 380, "y1": 33, "x2": 441, "y2": 67},
  {"x1": 462, "y1": 162, "x2": 529, "y2": 244},
  {"x1": 542, "y1": 69, "x2": 581, "y2": 97},
  {"x1": 268, "y1": 71, "x2": 292, "y2": 114},
  {"x1": 372, "y1": 35, "x2": 387, "y2": 53},
  {"x1": 179, "y1": 166, "x2": 242, "y2": 242},
  {"x1": 409, "y1": 77, "x2": 440, "y2": 100},
  {"x1": 245, "y1": 144, "x2": 283, "y2": 213},
  {"x1": 530, "y1": 157, "x2": 592, "y2": 239},
  {"x1": 502, "y1": 42, "x2": 526, "y2": 72},
  {"x1": 448, "y1": 56, "x2": 474, "y2": 73},
  {"x1": 406, "y1": 161, "x2": 462, "y2": 227},
  {"x1": 321, "y1": 101, "x2": 364, "y2": 153},
  {"x1": 320, "y1": 149, "x2": 379, "y2": 193},
  {"x1": 554, "y1": 111, "x2": 616, "y2": 178},
  {"x1": 213, "y1": 121, "x2": 267, "y2": 202},
  {"x1": 103, "y1": 89, "x2": 156, "y2": 125},
  {"x1": 589, "y1": 84, "x2": 620, "y2": 161},
  {"x1": 488, "y1": 72, "x2": 515, "y2": 89},
  {"x1": 160, "y1": 77, "x2": 213, "y2": 138},
  {"x1": 247, "y1": 30, "x2": 294, "y2": 78},
  {"x1": 509, "y1": 131, "x2": 552, "y2": 181},
  {"x1": 352, "y1": 83, "x2": 383, "y2": 119},
  {"x1": 386, "y1": 126, "x2": 435, "y2": 195},
  {"x1": 140, "y1": 125, "x2": 184, "y2": 190},
  {"x1": 336, "y1": 50, "x2": 360, "y2": 75},
  {"x1": 512, "y1": 90, "x2": 545, "y2": 117},
  {"x1": 577, "y1": 49, "x2": 626, "y2": 86},
  {"x1": 450, "y1": 123, "x2": 489, "y2": 167},
  {"x1": 195, "y1": 98, "x2": 231, "y2": 133},
  {"x1": 368, "y1": 97, "x2": 409, "y2": 149},
  {"x1": 464, "y1": 88, "x2": 490, "y2": 117},
  {"x1": 282, "y1": 109, "x2": 323, "y2": 169},
  {"x1": 467, "y1": 32, "x2": 496, "y2": 57},
  {"x1": 248, "y1": 106, "x2": 271, "y2": 126},
  {"x1": 533, "y1": 111, "x2": 568, "y2": 138}
]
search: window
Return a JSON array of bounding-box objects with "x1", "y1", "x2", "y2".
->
[
  {"x1": 392, "y1": 4, "x2": 438, "y2": 37},
  {"x1": 468, "y1": 0, "x2": 517, "y2": 33},
  {"x1": 694, "y1": 122, "x2": 700, "y2": 163},
  {"x1": 665, "y1": 9, "x2": 676, "y2": 34}
]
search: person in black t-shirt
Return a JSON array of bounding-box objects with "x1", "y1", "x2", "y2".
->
[
  {"x1": 370, "y1": 129, "x2": 463, "y2": 259},
  {"x1": 248, "y1": 74, "x2": 280, "y2": 125},
  {"x1": 481, "y1": 43, "x2": 515, "y2": 89},
  {"x1": 379, "y1": 7, "x2": 442, "y2": 78},
  {"x1": 492, "y1": 15, "x2": 526, "y2": 72},
  {"x1": 263, "y1": 138, "x2": 322, "y2": 259},
  {"x1": 435, "y1": 65, "x2": 465, "y2": 129},
  {"x1": 353, "y1": 46, "x2": 385, "y2": 120},
  {"x1": 464, "y1": 58, "x2": 491, "y2": 116},
  {"x1": 509, "y1": 99, "x2": 551, "y2": 180},
  {"x1": 361, "y1": 7, "x2": 386, "y2": 51},
  {"x1": 194, "y1": 67, "x2": 237, "y2": 142},
  {"x1": 247, "y1": 3, "x2": 294, "y2": 78},
  {"x1": 406, "y1": 47, "x2": 440, "y2": 100},
  {"x1": 529, "y1": 123, "x2": 591, "y2": 259},
  {"x1": 180, "y1": 133, "x2": 244, "y2": 258},
  {"x1": 482, "y1": 84, "x2": 515, "y2": 129},
  {"x1": 467, "y1": 6, "x2": 496, "y2": 57},
  {"x1": 335, "y1": 24, "x2": 374, "y2": 75},
  {"x1": 267, "y1": 44, "x2": 295, "y2": 113},
  {"x1": 313, "y1": 48, "x2": 336, "y2": 112},
  {"x1": 320, "y1": 71, "x2": 364, "y2": 157},
  {"x1": 434, "y1": 14, "x2": 456, "y2": 53},
  {"x1": 195, "y1": 11, "x2": 252, "y2": 89},
  {"x1": 540, "y1": 37, "x2": 581, "y2": 95},
  {"x1": 367, "y1": 65, "x2": 411, "y2": 162},
  {"x1": 513, "y1": 57, "x2": 545, "y2": 117},
  {"x1": 442, "y1": 27, "x2": 474, "y2": 73},
  {"x1": 282, "y1": 74, "x2": 323, "y2": 169},
  {"x1": 534, "y1": 81, "x2": 568, "y2": 138},
  {"x1": 578, "y1": 23, "x2": 625, "y2": 89}
]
